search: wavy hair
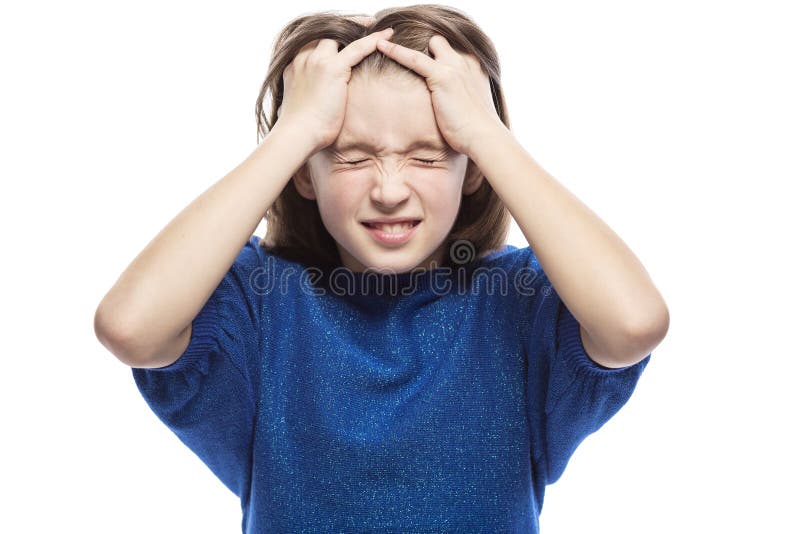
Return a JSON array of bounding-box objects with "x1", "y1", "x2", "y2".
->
[{"x1": 255, "y1": 4, "x2": 512, "y2": 271}]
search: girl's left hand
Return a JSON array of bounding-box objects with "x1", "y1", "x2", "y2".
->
[{"x1": 377, "y1": 34, "x2": 505, "y2": 157}]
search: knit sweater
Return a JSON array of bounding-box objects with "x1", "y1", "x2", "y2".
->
[{"x1": 132, "y1": 235, "x2": 650, "y2": 533}]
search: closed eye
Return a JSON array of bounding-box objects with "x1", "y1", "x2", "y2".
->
[{"x1": 342, "y1": 159, "x2": 440, "y2": 166}]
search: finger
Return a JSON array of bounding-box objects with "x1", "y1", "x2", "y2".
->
[
  {"x1": 297, "y1": 38, "x2": 323, "y2": 57},
  {"x1": 376, "y1": 36, "x2": 438, "y2": 78},
  {"x1": 291, "y1": 38, "x2": 325, "y2": 69},
  {"x1": 347, "y1": 15, "x2": 376, "y2": 27},
  {"x1": 338, "y1": 27, "x2": 394, "y2": 66},
  {"x1": 426, "y1": 34, "x2": 458, "y2": 61},
  {"x1": 315, "y1": 38, "x2": 340, "y2": 55},
  {"x1": 426, "y1": 35, "x2": 470, "y2": 71}
]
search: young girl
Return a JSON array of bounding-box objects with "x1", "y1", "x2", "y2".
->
[{"x1": 95, "y1": 5, "x2": 668, "y2": 533}]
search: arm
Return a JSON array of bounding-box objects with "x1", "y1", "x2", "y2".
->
[
  {"x1": 94, "y1": 121, "x2": 316, "y2": 368},
  {"x1": 469, "y1": 127, "x2": 669, "y2": 368}
]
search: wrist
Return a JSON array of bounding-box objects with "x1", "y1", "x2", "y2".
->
[
  {"x1": 467, "y1": 118, "x2": 511, "y2": 162},
  {"x1": 268, "y1": 119, "x2": 324, "y2": 158}
]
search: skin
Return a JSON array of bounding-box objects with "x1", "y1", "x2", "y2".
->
[
  {"x1": 293, "y1": 74, "x2": 483, "y2": 274},
  {"x1": 289, "y1": 20, "x2": 667, "y2": 367},
  {"x1": 372, "y1": 33, "x2": 669, "y2": 367}
]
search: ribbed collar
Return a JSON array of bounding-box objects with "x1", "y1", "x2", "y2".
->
[{"x1": 314, "y1": 263, "x2": 473, "y2": 300}]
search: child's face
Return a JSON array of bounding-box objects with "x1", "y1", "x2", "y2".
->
[{"x1": 296, "y1": 75, "x2": 482, "y2": 274}]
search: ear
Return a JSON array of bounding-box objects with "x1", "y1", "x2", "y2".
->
[
  {"x1": 292, "y1": 163, "x2": 317, "y2": 200},
  {"x1": 462, "y1": 158, "x2": 484, "y2": 196}
]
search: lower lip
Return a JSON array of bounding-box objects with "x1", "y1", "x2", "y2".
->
[{"x1": 362, "y1": 221, "x2": 421, "y2": 246}]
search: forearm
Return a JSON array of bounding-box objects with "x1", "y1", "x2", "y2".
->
[
  {"x1": 94, "y1": 122, "x2": 315, "y2": 364},
  {"x1": 470, "y1": 126, "x2": 669, "y2": 355}
]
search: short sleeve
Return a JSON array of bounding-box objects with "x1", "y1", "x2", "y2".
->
[
  {"x1": 131, "y1": 235, "x2": 265, "y2": 500},
  {"x1": 521, "y1": 248, "x2": 651, "y2": 486}
]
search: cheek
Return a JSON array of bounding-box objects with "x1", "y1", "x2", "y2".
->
[
  {"x1": 419, "y1": 174, "x2": 464, "y2": 213},
  {"x1": 315, "y1": 183, "x2": 362, "y2": 222}
]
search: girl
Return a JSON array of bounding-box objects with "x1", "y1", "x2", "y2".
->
[{"x1": 94, "y1": 5, "x2": 668, "y2": 533}]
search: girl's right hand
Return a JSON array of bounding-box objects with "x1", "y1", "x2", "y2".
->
[{"x1": 275, "y1": 27, "x2": 395, "y2": 154}]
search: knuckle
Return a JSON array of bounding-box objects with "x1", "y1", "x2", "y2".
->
[
  {"x1": 348, "y1": 15, "x2": 375, "y2": 26},
  {"x1": 441, "y1": 64, "x2": 457, "y2": 79},
  {"x1": 306, "y1": 53, "x2": 325, "y2": 68}
]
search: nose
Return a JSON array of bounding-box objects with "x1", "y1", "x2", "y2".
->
[{"x1": 369, "y1": 169, "x2": 412, "y2": 208}]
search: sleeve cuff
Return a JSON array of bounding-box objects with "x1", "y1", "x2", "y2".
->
[
  {"x1": 146, "y1": 293, "x2": 222, "y2": 374},
  {"x1": 557, "y1": 303, "x2": 651, "y2": 378}
]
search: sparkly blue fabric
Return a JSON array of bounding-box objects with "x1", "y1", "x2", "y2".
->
[{"x1": 132, "y1": 235, "x2": 650, "y2": 533}]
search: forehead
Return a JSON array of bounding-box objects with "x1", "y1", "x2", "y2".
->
[
  {"x1": 327, "y1": 76, "x2": 448, "y2": 155},
  {"x1": 330, "y1": 136, "x2": 446, "y2": 154}
]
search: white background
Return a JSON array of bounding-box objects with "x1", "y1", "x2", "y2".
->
[{"x1": 2, "y1": 0, "x2": 797, "y2": 532}]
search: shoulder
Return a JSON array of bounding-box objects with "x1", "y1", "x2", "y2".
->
[
  {"x1": 475, "y1": 243, "x2": 535, "y2": 270},
  {"x1": 241, "y1": 236, "x2": 326, "y2": 298},
  {"x1": 237, "y1": 234, "x2": 300, "y2": 278},
  {"x1": 461, "y1": 244, "x2": 546, "y2": 307},
  {"x1": 471, "y1": 244, "x2": 544, "y2": 289}
]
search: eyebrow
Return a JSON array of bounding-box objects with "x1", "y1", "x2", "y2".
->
[{"x1": 329, "y1": 138, "x2": 447, "y2": 154}]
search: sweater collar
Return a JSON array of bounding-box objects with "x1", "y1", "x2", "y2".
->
[{"x1": 314, "y1": 263, "x2": 474, "y2": 299}]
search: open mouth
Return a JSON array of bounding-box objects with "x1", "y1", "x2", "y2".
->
[
  {"x1": 360, "y1": 220, "x2": 422, "y2": 245},
  {"x1": 361, "y1": 220, "x2": 421, "y2": 232}
]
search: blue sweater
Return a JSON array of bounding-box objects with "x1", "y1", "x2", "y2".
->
[{"x1": 132, "y1": 235, "x2": 650, "y2": 533}]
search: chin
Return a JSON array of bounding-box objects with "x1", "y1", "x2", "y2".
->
[
  {"x1": 352, "y1": 251, "x2": 424, "y2": 274},
  {"x1": 363, "y1": 258, "x2": 416, "y2": 274}
]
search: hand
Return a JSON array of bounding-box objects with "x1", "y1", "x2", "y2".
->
[
  {"x1": 276, "y1": 27, "x2": 395, "y2": 153},
  {"x1": 376, "y1": 34, "x2": 503, "y2": 157}
]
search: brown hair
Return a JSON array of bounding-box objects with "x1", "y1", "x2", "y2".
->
[{"x1": 255, "y1": 4, "x2": 512, "y2": 271}]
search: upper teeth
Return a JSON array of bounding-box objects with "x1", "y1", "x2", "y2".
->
[{"x1": 369, "y1": 222, "x2": 416, "y2": 233}]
